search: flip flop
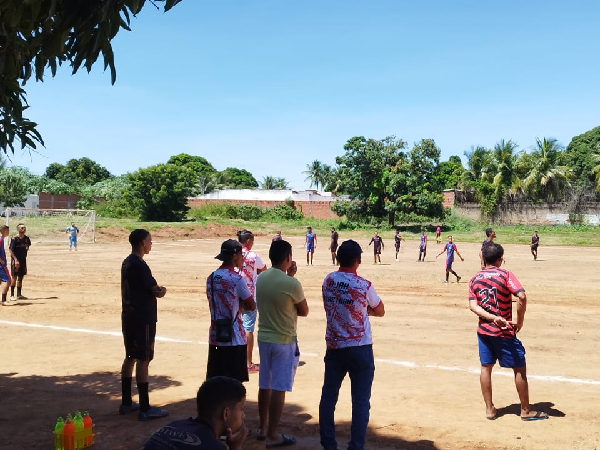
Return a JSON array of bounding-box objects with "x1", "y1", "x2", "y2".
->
[
  {"x1": 256, "y1": 429, "x2": 266, "y2": 441},
  {"x1": 266, "y1": 433, "x2": 296, "y2": 448},
  {"x1": 521, "y1": 411, "x2": 548, "y2": 421},
  {"x1": 486, "y1": 407, "x2": 498, "y2": 420}
]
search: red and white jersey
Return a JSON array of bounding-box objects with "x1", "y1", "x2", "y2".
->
[
  {"x1": 206, "y1": 266, "x2": 252, "y2": 346},
  {"x1": 237, "y1": 247, "x2": 265, "y2": 296},
  {"x1": 322, "y1": 268, "x2": 382, "y2": 349}
]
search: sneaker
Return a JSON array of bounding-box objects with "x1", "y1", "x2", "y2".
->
[
  {"x1": 456, "y1": 276, "x2": 461, "y2": 283},
  {"x1": 9, "y1": 296, "x2": 16, "y2": 301},
  {"x1": 16, "y1": 295, "x2": 27, "y2": 300},
  {"x1": 118, "y1": 401, "x2": 140, "y2": 415},
  {"x1": 443, "y1": 280, "x2": 448, "y2": 283},
  {"x1": 138, "y1": 406, "x2": 169, "y2": 421},
  {"x1": 247, "y1": 363, "x2": 260, "y2": 373}
]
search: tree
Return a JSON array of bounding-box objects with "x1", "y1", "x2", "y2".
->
[
  {"x1": 167, "y1": 154, "x2": 216, "y2": 176},
  {"x1": 431, "y1": 156, "x2": 464, "y2": 192},
  {"x1": 45, "y1": 157, "x2": 112, "y2": 185},
  {"x1": 126, "y1": 163, "x2": 196, "y2": 221},
  {"x1": 219, "y1": 168, "x2": 258, "y2": 189},
  {"x1": 0, "y1": 172, "x2": 28, "y2": 207},
  {"x1": 303, "y1": 160, "x2": 326, "y2": 191},
  {"x1": 490, "y1": 139, "x2": 522, "y2": 199},
  {"x1": 522, "y1": 137, "x2": 572, "y2": 202},
  {"x1": 563, "y1": 125, "x2": 600, "y2": 184},
  {"x1": 0, "y1": 0, "x2": 182, "y2": 156},
  {"x1": 260, "y1": 176, "x2": 289, "y2": 190}
]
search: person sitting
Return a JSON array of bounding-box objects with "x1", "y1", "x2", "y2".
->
[{"x1": 140, "y1": 376, "x2": 248, "y2": 450}]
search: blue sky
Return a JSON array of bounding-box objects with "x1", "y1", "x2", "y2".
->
[{"x1": 8, "y1": 1, "x2": 600, "y2": 190}]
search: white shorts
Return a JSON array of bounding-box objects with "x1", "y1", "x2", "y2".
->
[{"x1": 257, "y1": 341, "x2": 299, "y2": 392}]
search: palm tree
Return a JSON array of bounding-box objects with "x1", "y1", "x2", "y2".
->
[
  {"x1": 490, "y1": 139, "x2": 522, "y2": 199},
  {"x1": 303, "y1": 160, "x2": 325, "y2": 191},
  {"x1": 260, "y1": 176, "x2": 289, "y2": 190},
  {"x1": 461, "y1": 145, "x2": 492, "y2": 186},
  {"x1": 523, "y1": 137, "x2": 572, "y2": 202},
  {"x1": 274, "y1": 177, "x2": 289, "y2": 190}
]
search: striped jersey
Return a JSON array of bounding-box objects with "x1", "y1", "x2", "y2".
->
[
  {"x1": 468, "y1": 267, "x2": 524, "y2": 338},
  {"x1": 206, "y1": 266, "x2": 252, "y2": 346},
  {"x1": 237, "y1": 247, "x2": 265, "y2": 297},
  {"x1": 322, "y1": 268, "x2": 382, "y2": 349}
]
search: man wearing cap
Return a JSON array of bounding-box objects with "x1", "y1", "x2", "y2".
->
[
  {"x1": 256, "y1": 239, "x2": 308, "y2": 448},
  {"x1": 207, "y1": 239, "x2": 256, "y2": 383},
  {"x1": 319, "y1": 240, "x2": 385, "y2": 450}
]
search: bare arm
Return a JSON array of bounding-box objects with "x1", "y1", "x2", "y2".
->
[
  {"x1": 241, "y1": 295, "x2": 256, "y2": 312},
  {"x1": 367, "y1": 301, "x2": 385, "y2": 317},
  {"x1": 511, "y1": 291, "x2": 527, "y2": 332},
  {"x1": 456, "y1": 249, "x2": 464, "y2": 261},
  {"x1": 469, "y1": 300, "x2": 508, "y2": 328},
  {"x1": 151, "y1": 285, "x2": 167, "y2": 298},
  {"x1": 295, "y1": 299, "x2": 309, "y2": 317}
]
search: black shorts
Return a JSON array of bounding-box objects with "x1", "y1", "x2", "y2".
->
[
  {"x1": 331, "y1": 244, "x2": 338, "y2": 252},
  {"x1": 206, "y1": 344, "x2": 248, "y2": 382},
  {"x1": 10, "y1": 260, "x2": 27, "y2": 277},
  {"x1": 122, "y1": 318, "x2": 156, "y2": 361}
]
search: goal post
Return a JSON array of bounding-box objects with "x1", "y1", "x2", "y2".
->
[{"x1": 3, "y1": 208, "x2": 96, "y2": 244}]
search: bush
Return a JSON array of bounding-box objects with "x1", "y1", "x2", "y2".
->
[
  {"x1": 94, "y1": 198, "x2": 139, "y2": 219},
  {"x1": 263, "y1": 204, "x2": 304, "y2": 221}
]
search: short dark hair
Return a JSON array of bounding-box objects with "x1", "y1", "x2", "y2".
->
[
  {"x1": 0, "y1": 225, "x2": 8, "y2": 233},
  {"x1": 269, "y1": 239, "x2": 292, "y2": 265},
  {"x1": 237, "y1": 229, "x2": 253, "y2": 244},
  {"x1": 485, "y1": 227, "x2": 494, "y2": 237},
  {"x1": 129, "y1": 229, "x2": 149, "y2": 247},
  {"x1": 482, "y1": 243, "x2": 504, "y2": 265},
  {"x1": 336, "y1": 240, "x2": 362, "y2": 267},
  {"x1": 196, "y1": 376, "x2": 246, "y2": 421}
]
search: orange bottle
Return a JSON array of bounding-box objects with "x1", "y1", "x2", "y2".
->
[
  {"x1": 82, "y1": 411, "x2": 93, "y2": 446},
  {"x1": 63, "y1": 417, "x2": 75, "y2": 450}
]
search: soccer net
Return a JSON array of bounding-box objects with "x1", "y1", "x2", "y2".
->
[{"x1": 3, "y1": 208, "x2": 96, "y2": 244}]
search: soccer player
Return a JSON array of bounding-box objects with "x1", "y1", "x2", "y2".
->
[
  {"x1": 120, "y1": 229, "x2": 169, "y2": 421},
  {"x1": 368, "y1": 231, "x2": 384, "y2": 264},
  {"x1": 305, "y1": 226, "x2": 317, "y2": 265},
  {"x1": 65, "y1": 222, "x2": 79, "y2": 251},
  {"x1": 329, "y1": 227, "x2": 339, "y2": 265},
  {"x1": 417, "y1": 229, "x2": 427, "y2": 261},
  {"x1": 9, "y1": 223, "x2": 31, "y2": 300},
  {"x1": 236, "y1": 230, "x2": 266, "y2": 373},
  {"x1": 394, "y1": 230, "x2": 405, "y2": 261},
  {"x1": 272, "y1": 231, "x2": 282, "y2": 242},
  {"x1": 0, "y1": 225, "x2": 11, "y2": 305},
  {"x1": 479, "y1": 227, "x2": 495, "y2": 269},
  {"x1": 207, "y1": 239, "x2": 256, "y2": 382},
  {"x1": 141, "y1": 376, "x2": 249, "y2": 450},
  {"x1": 256, "y1": 239, "x2": 308, "y2": 448},
  {"x1": 530, "y1": 231, "x2": 539, "y2": 261},
  {"x1": 436, "y1": 225, "x2": 442, "y2": 244},
  {"x1": 436, "y1": 235, "x2": 464, "y2": 283},
  {"x1": 319, "y1": 240, "x2": 385, "y2": 450},
  {"x1": 468, "y1": 243, "x2": 548, "y2": 422}
]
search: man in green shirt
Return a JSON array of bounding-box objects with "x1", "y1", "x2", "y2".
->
[{"x1": 255, "y1": 239, "x2": 309, "y2": 448}]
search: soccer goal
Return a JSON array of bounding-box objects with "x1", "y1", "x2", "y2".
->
[{"x1": 3, "y1": 208, "x2": 96, "y2": 244}]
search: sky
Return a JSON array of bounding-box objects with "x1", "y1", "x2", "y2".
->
[{"x1": 7, "y1": 1, "x2": 600, "y2": 190}]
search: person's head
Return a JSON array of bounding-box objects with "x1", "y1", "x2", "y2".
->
[
  {"x1": 485, "y1": 227, "x2": 495, "y2": 238},
  {"x1": 482, "y1": 243, "x2": 504, "y2": 267},
  {"x1": 269, "y1": 239, "x2": 292, "y2": 267},
  {"x1": 17, "y1": 223, "x2": 26, "y2": 235},
  {"x1": 215, "y1": 239, "x2": 244, "y2": 268},
  {"x1": 71, "y1": 222, "x2": 75, "y2": 227},
  {"x1": 237, "y1": 229, "x2": 254, "y2": 249},
  {"x1": 276, "y1": 230, "x2": 281, "y2": 236},
  {"x1": 330, "y1": 227, "x2": 335, "y2": 232},
  {"x1": 129, "y1": 229, "x2": 152, "y2": 254},
  {"x1": 534, "y1": 230, "x2": 538, "y2": 236},
  {"x1": 421, "y1": 229, "x2": 425, "y2": 235},
  {"x1": 447, "y1": 235, "x2": 453, "y2": 243},
  {"x1": 374, "y1": 231, "x2": 378, "y2": 237},
  {"x1": 396, "y1": 230, "x2": 399, "y2": 235},
  {"x1": 336, "y1": 240, "x2": 362, "y2": 268},
  {"x1": 196, "y1": 376, "x2": 246, "y2": 434},
  {"x1": 307, "y1": 226, "x2": 312, "y2": 233},
  {"x1": 0, "y1": 225, "x2": 9, "y2": 237}
]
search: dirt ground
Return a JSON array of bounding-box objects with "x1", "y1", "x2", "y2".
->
[{"x1": 1, "y1": 226, "x2": 599, "y2": 450}]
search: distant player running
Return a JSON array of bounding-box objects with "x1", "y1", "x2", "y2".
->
[
  {"x1": 530, "y1": 231, "x2": 539, "y2": 261},
  {"x1": 368, "y1": 231, "x2": 384, "y2": 264},
  {"x1": 9, "y1": 223, "x2": 31, "y2": 300},
  {"x1": 305, "y1": 226, "x2": 317, "y2": 265},
  {"x1": 0, "y1": 226, "x2": 11, "y2": 305},
  {"x1": 65, "y1": 222, "x2": 79, "y2": 251},
  {"x1": 436, "y1": 235, "x2": 464, "y2": 283},
  {"x1": 468, "y1": 243, "x2": 548, "y2": 422},
  {"x1": 417, "y1": 230, "x2": 427, "y2": 261},
  {"x1": 329, "y1": 227, "x2": 339, "y2": 265},
  {"x1": 394, "y1": 231, "x2": 405, "y2": 261}
]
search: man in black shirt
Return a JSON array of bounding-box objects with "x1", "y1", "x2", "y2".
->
[
  {"x1": 530, "y1": 231, "x2": 539, "y2": 260},
  {"x1": 120, "y1": 229, "x2": 169, "y2": 421},
  {"x1": 329, "y1": 227, "x2": 339, "y2": 265},
  {"x1": 9, "y1": 223, "x2": 31, "y2": 300}
]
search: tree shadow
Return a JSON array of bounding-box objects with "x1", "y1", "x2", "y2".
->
[
  {"x1": 495, "y1": 401, "x2": 565, "y2": 419},
  {"x1": 0, "y1": 371, "x2": 439, "y2": 450}
]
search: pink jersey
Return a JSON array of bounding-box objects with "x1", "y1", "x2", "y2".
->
[
  {"x1": 206, "y1": 266, "x2": 252, "y2": 346},
  {"x1": 322, "y1": 268, "x2": 382, "y2": 349},
  {"x1": 237, "y1": 247, "x2": 266, "y2": 296}
]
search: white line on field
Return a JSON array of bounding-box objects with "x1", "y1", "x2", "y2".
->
[{"x1": 1, "y1": 320, "x2": 598, "y2": 386}]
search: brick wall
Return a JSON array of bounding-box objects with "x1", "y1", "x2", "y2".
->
[
  {"x1": 39, "y1": 193, "x2": 81, "y2": 209},
  {"x1": 187, "y1": 199, "x2": 339, "y2": 219}
]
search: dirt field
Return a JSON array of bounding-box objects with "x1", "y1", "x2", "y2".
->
[{"x1": 1, "y1": 226, "x2": 599, "y2": 450}]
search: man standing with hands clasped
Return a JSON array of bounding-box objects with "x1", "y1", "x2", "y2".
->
[
  {"x1": 468, "y1": 242, "x2": 548, "y2": 422},
  {"x1": 319, "y1": 240, "x2": 385, "y2": 450}
]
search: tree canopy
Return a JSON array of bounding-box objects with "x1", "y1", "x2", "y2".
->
[
  {"x1": 44, "y1": 157, "x2": 112, "y2": 185},
  {"x1": 0, "y1": 0, "x2": 182, "y2": 156}
]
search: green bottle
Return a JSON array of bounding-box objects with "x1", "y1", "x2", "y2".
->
[
  {"x1": 54, "y1": 417, "x2": 64, "y2": 450},
  {"x1": 74, "y1": 412, "x2": 85, "y2": 449}
]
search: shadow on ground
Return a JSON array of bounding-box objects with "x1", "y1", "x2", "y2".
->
[{"x1": 0, "y1": 371, "x2": 439, "y2": 450}]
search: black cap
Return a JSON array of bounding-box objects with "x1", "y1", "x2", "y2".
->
[
  {"x1": 336, "y1": 239, "x2": 363, "y2": 261},
  {"x1": 215, "y1": 239, "x2": 243, "y2": 261}
]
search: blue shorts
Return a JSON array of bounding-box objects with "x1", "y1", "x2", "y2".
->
[
  {"x1": 446, "y1": 259, "x2": 453, "y2": 270},
  {"x1": 419, "y1": 245, "x2": 426, "y2": 252},
  {"x1": 0, "y1": 265, "x2": 10, "y2": 283},
  {"x1": 478, "y1": 333, "x2": 526, "y2": 368},
  {"x1": 242, "y1": 309, "x2": 257, "y2": 332},
  {"x1": 306, "y1": 245, "x2": 314, "y2": 253}
]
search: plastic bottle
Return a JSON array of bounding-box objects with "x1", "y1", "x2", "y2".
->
[
  {"x1": 74, "y1": 412, "x2": 84, "y2": 449},
  {"x1": 82, "y1": 411, "x2": 93, "y2": 446},
  {"x1": 63, "y1": 417, "x2": 75, "y2": 450},
  {"x1": 54, "y1": 416, "x2": 65, "y2": 450}
]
